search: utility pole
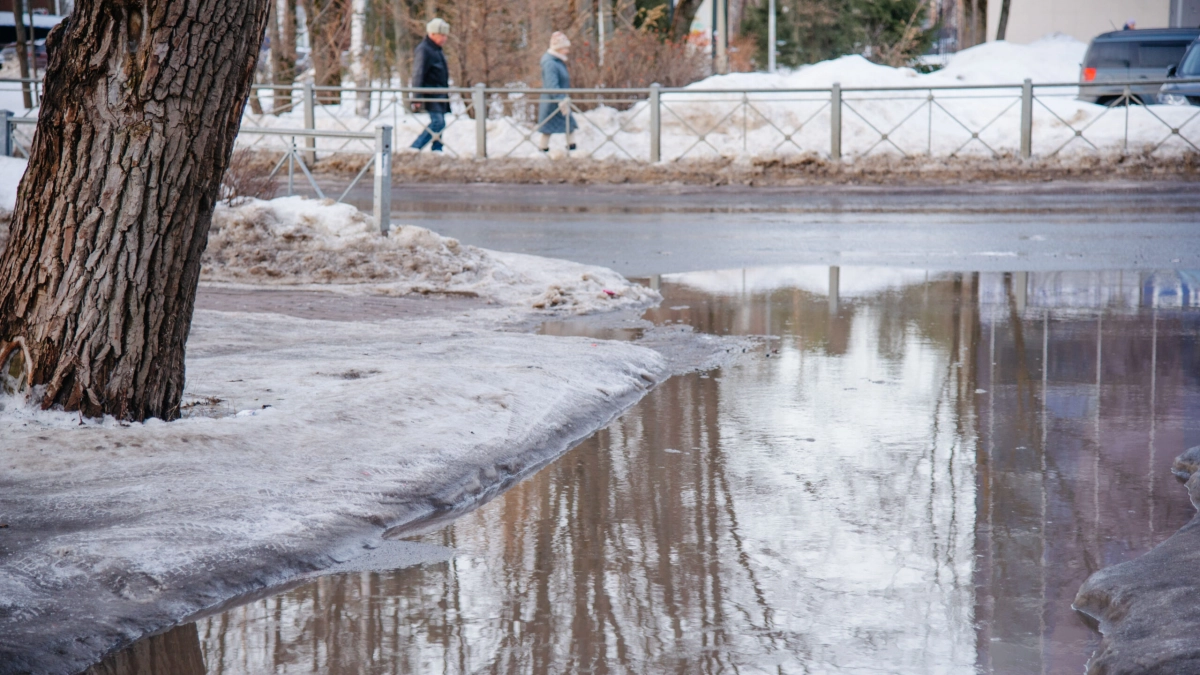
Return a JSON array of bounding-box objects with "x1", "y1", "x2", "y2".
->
[
  {"x1": 768, "y1": 0, "x2": 776, "y2": 72},
  {"x1": 715, "y1": 0, "x2": 728, "y2": 74}
]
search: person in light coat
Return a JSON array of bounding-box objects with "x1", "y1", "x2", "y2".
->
[
  {"x1": 536, "y1": 32, "x2": 578, "y2": 154},
  {"x1": 410, "y1": 18, "x2": 451, "y2": 152}
]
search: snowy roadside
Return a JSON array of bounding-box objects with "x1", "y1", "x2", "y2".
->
[{"x1": 0, "y1": 192, "x2": 743, "y2": 674}]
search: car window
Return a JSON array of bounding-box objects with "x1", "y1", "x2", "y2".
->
[
  {"x1": 1181, "y1": 45, "x2": 1200, "y2": 76},
  {"x1": 1137, "y1": 42, "x2": 1190, "y2": 68},
  {"x1": 1085, "y1": 42, "x2": 1133, "y2": 68}
]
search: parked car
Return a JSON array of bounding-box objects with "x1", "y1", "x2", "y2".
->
[
  {"x1": 1079, "y1": 28, "x2": 1200, "y2": 105},
  {"x1": 0, "y1": 39, "x2": 48, "y2": 71},
  {"x1": 1159, "y1": 38, "x2": 1200, "y2": 105}
]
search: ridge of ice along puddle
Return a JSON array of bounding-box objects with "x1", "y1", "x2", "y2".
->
[{"x1": 0, "y1": 197, "x2": 668, "y2": 675}]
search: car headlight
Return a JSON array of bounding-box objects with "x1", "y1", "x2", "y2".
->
[{"x1": 1160, "y1": 92, "x2": 1190, "y2": 106}]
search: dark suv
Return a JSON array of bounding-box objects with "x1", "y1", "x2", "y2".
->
[
  {"x1": 1159, "y1": 38, "x2": 1200, "y2": 105},
  {"x1": 1079, "y1": 28, "x2": 1200, "y2": 104}
]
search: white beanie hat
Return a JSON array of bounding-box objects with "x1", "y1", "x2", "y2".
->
[
  {"x1": 427, "y1": 18, "x2": 450, "y2": 36},
  {"x1": 549, "y1": 31, "x2": 571, "y2": 52}
]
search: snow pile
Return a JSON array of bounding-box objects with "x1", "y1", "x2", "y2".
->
[
  {"x1": 0, "y1": 155, "x2": 25, "y2": 236},
  {"x1": 240, "y1": 35, "x2": 1200, "y2": 160},
  {"x1": 204, "y1": 196, "x2": 659, "y2": 314},
  {"x1": 691, "y1": 34, "x2": 1087, "y2": 91}
]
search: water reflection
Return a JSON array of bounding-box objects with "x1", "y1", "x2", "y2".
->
[{"x1": 193, "y1": 267, "x2": 1199, "y2": 675}]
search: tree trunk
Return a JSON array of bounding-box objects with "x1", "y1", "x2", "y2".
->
[
  {"x1": 270, "y1": 0, "x2": 299, "y2": 115},
  {"x1": 306, "y1": 0, "x2": 348, "y2": 104},
  {"x1": 996, "y1": 0, "x2": 1011, "y2": 41},
  {"x1": 668, "y1": 0, "x2": 704, "y2": 43},
  {"x1": 267, "y1": 0, "x2": 296, "y2": 114},
  {"x1": 13, "y1": 0, "x2": 32, "y2": 109},
  {"x1": 0, "y1": 0, "x2": 272, "y2": 421},
  {"x1": 349, "y1": 0, "x2": 369, "y2": 116}
]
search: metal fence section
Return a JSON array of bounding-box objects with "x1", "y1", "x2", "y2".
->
[
  {"x1": 229, "y1": 78, "x2": 1200, "y2": 163},
  {"x1": 4, "y1": 76, "x2": 1200, "y2": 166}
]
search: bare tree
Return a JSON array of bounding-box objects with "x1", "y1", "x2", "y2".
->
[
  {"x1": 0, "y1": 0, "x2": 272, "y2": 421},
  {"x1": 13, "y1": 0, "x2": 33, "y2": 109},
  {"x1": 667, "y1": 0, "x2": 704, "y2": 42},
  {"x1": 270, "y1": 0, "x2": 300, "y2": 114},
  {"x1": 996, "y1": 0, "x2": 1011, "y2": 41},
  {"x1": 304, "y1": 0, "x2": 350, "y2": 103}
]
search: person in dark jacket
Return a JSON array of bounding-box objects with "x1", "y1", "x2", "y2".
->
[
  {"x1": 537, "y1": 32, "x2": 578, "y2": 155},
  {"x1": 410, "y1": 18, "x2": 451, "y2": 152}
]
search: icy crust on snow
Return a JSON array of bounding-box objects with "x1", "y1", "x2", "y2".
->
[
  {"x1": 0, "y1": 309, "x2": 667, "y2": 675},
  {"x1": 203, "y1": 197, "x2": 659, "y2": 314}
]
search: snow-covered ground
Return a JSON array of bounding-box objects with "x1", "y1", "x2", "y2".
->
[
  {"x1": 231, "y1": 36, "x2": 1200, "y2": 162},
  {"x1": 0, "y1": 185, "x2": 697, "y2": 673}
]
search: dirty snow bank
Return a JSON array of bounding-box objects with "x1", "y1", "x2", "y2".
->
[
  {"x1": 204, "y1": 197, "x2": 659, "y2": 314},
  {"x1": 0, "y1": 309, "x2": 668, "y2": 674}
]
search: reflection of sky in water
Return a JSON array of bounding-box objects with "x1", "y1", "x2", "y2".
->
[{"x1": 194, "y1": 267, "x2": 1200, "y2": 675}]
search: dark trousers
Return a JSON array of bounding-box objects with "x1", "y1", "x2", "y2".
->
[{"x1": 411, "y1": 111, "x2": 446, "y2": 152}]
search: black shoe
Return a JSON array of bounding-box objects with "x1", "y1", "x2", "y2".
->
[{"x1": 568, "y1": 144, "x2": 577, "y2": 151}]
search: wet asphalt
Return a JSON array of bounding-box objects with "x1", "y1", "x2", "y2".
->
[{"x1": 324, "y1": 180, "x2": 1200, "y2": 276}]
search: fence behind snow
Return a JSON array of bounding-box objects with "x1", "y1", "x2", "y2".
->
[{"x1": 3, "y1": 77, "x2": 1200, "y2": 163}]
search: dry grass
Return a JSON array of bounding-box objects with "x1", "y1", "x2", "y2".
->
[
  {"x1": 311, "y1": 150, "x2": 1200, "y2": 186},
  {"x1": 220, "y1": 150, "x2": 281, "y2": 205}
]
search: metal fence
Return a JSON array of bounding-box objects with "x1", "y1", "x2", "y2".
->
[
  {"x1": 232, "y1": 77, "x2": 1200, "y2": 162},
  {"x1": 3, "y1": 76, "x2": 1199, "y2": 166}
]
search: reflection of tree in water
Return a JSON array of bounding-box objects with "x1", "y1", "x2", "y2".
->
[
  {"x1": 85, "y1": 623, "x2": 205, "y2": 675},
  {"x1": 194, "y1": 269, "x2": 1199, "y2": 675}
]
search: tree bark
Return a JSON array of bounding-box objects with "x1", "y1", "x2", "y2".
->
[
  {"x1": 0, "y1": 0, "x2": 272, "y2": 421},
  {"x1": 13, "y1": 0, "x2": 32, "y2": 109},
  {"x1": 996, "y1": 0, "x2": 1011, "y2": 41}
]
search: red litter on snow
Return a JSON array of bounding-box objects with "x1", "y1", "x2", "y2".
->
[{"x1": 603, "y1": 289, "x2": 617, "y2": 297}]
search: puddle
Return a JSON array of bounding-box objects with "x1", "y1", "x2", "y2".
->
[{"x1": 94, "y1": 267, "x2": 1200, "y2": 674}]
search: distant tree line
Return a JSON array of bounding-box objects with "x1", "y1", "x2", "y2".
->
[{"x1": 253, "y1": 0, "x2": 978, "y2": 101}]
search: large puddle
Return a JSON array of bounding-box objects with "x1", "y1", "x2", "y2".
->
[{"x1": 96, "y1": 267, "x2": 1200, "y2": 674}]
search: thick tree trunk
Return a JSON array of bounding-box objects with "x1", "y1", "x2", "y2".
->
[{"x1": 0, "y1": 0, "x2": 272, "y2": 421}]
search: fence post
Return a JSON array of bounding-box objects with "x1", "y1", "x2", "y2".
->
[
  {"x1": 830, "y1": 82, "x2": 842, "y2": 160},
  {"x1": 473, "y1": 83, "x2": 487, "y2": 159},
  {"x1": 374, "y1": 125, "x2": 393, "y2": 236},
  {"x1": 0, "y1": 111, "x2": 11, "y2": 157},
  {"x1": 1123, "y1": 84, "x2": 1131, "y2": 153},
  {"x1": 1020, "y1": 78, "x2": 1033, "y2": 160},
  {"x1": 649, "y1": 83, "x2": 661, "y2": 163},
  {"x1": 303, "y1": 82, "x2": 316, "y2": 164}
]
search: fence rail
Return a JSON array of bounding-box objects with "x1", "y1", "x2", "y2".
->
[
  {"x1": 3, "y1": 76, "x2": 1200, "y2": 168},
  {"x1": 231, "y1": 77, "x2": 1200, "y2": 162}
]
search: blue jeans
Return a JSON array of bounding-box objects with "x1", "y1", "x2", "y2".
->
[{"x1": 411, "y1": 111, "x2": 446, "y2": 152}]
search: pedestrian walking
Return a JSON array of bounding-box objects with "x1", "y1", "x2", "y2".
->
[
  {"x1": 410, "y1": 18, "x2": 451, "y2": 152},
  {"x1": 537, "y1": 32, "x2": 578, "y2": 155}
]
